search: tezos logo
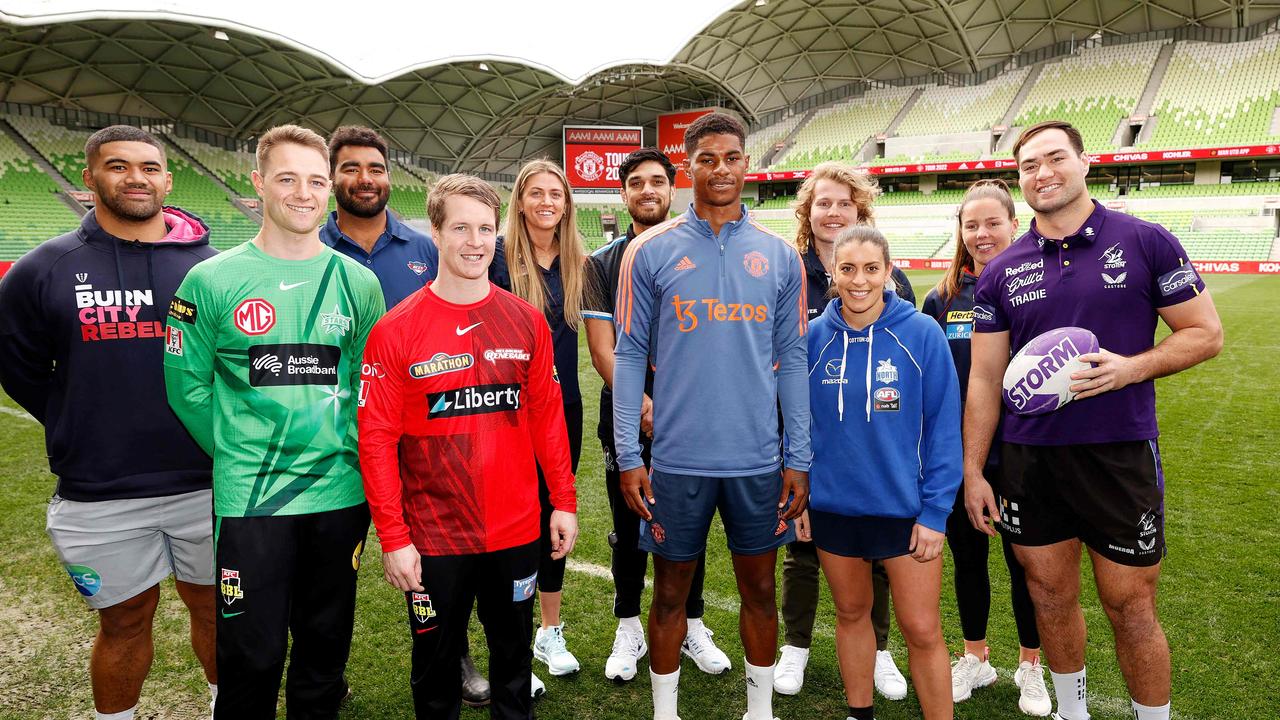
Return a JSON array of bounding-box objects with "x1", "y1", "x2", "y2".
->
[
  {"x1": 427, "y1": 383, "x2": 521, "y2": 419},
  {"x1": 234, "y1": 298, "x2": 276, "y2": 335},
  {"x1": 248, "y1": 344, "x2": 340, "y2": 387},
  {"x1": 574, "y1": 151, "x2": 605, "y2": 182}
]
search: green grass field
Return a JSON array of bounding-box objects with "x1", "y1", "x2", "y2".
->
[{"x1": 2, "y1": 272, "x2": 1277, "y2": 720}]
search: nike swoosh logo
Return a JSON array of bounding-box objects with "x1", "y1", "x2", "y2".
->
[
  {"x1": 455, "y1": 322, "x2": 483, "y2": 336},
  {"x1": 415, "y1": 626, "x2": 437, "y2": 634},
  {"x1": 220, "y1": 610, "x2": 245, "y2": 619},
  {"x1": 279, "y1": 281, "x2": 309, "y2": 291}
]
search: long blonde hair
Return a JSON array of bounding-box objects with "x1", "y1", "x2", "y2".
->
[
  {"x1": 793, "y1": 161, "x2": 881, "y2": 254},
  {"x1": 936, "y1": 179, "x2": 1016, "y2": 300},
  {"x1": 503, "y1": 160, "x2": 587, "y2": 330}
]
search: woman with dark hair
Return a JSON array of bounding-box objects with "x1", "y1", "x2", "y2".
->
[
  {"x1": 920, "y1": 179, "x2": 1050, "y2": 716},
  {"x1": 807, "y1": 225, "x2": 961, "y2": 720}
]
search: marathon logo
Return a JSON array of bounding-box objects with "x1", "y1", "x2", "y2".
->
[
  {"x1": 248, "y1": 344, "x2": 340, "y2": 387},
  {"x1": 428, "y1": 383, "x2": 521, "y2": 419},
  {"x1": 409, "y1": 352, "x2": 473, "y2": 378},
  {"x1": 168, "y1": 296, "x2": 197, "y2": 324}
]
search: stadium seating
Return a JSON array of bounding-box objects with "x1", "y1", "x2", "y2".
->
[
  {"x1": 746, "y1": 114, "x2": 804, "y2": 171},
  {"x1": 1143, "y1": 34, "x2": 1280, "y2": 149},
  {"x1": 0, "y1": 129, "x2": 81, "y2": 260},
  {"x1": 170, "y1": 136, "x2": 257, "y2": 197},
  {"x1": 895, "y1": 67, "x2": 1031, "y2": 137},
  {"x1": 1014, "y1": 41, "x2": 1167, "y2": 152},
  {"x1": 772, "y1": 87, "x2": 916, "y2": 170},
  {"x1": 389, "y1": 163, "x2": 433, "y2": 221},
  {"x1": 575, "y1": 206, "x2": 634, "y2": 250}
]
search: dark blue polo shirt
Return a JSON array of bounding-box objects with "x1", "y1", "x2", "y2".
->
[
  {"x1": 491, "y1": 237, "x2": 581, "y2": 406},
  {"x1": 320, "y1": 210, "x2": 438, "y2": 309},
  {"x1": 973, "y1": 200, "x2": 1205, "y2": 446}
]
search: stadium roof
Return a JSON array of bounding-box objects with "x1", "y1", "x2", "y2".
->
[{"x1": 2, "y1": 0, "x2": 1279, "y2": 177}]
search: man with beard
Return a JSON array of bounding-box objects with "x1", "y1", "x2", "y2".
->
[
  {"x1": 583, "y1": 148, "x2": 731, "y2": 682},
  {"x1": 0, "y1": 125, "x2": 218, "y2": 719},
  {"x1": 322, "y1": 126, "x2": 439, "y2": 310}
]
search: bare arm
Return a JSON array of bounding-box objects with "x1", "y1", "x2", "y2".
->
[
  {"x1": 1071, "y1": 292, "x2": 1223, "y2": 399},
  {"x1": 585, "y1": 316, "x2": 653, "y2": 435},
  {"x1": 962, "y1": 329, "x2": 1010, "y2": 536}
]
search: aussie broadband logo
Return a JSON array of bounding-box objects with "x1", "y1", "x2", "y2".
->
[
  {"x1": 248, "y1": 344, "x2": 340, "y2": 387},
  {"x1": 409, "y1": 352, "x2": 473, "y2": 378},
  {"x1": 428, "y1": 383, "x2": 521, "y2": 419}
]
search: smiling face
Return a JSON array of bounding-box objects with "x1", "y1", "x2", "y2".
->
[
  {"x1": 83, "y1": 140, "x2": 171, "y2": 222},
  {"x1": 1017, "y1": 128, "x2": 1090, "y2": 215},
  {"x1": 332, "y1": 144, "x2": 390, "y2": 219},
  {"x1": 433, "y1": 193, "x2": 497, "y2": 282},
  {"x1": 835, "y1": 239, "x2": 890, "y2": 323},
  {"x1": 519, "y1": 171, "x2": 566, "y2": 233},
  {"x1": 808, "y1": 177, "x2": 861, "y2": 244},
  {"x1": 959, "y1": 196, "x2": 1017, "y2": 272},
  {"x1": 253, "y1": 141, "x2": 331, "y2": 236},
  {"x1": 620, "y1": 159, "x2": 673, "y2": 229},
  {"x1": 686, "y1": 132, "x2": 746, "y2": 208}
]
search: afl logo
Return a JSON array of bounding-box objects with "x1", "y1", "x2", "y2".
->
[
  {"x1": 743, "y1": 251, "x2": 769, "y2": 278},
  {"x1": 574, "y1": 151, "x2": 605, "y2": 182},
  {"x1": 234, "y1": 298, "x2": 276, "y2": 336}
]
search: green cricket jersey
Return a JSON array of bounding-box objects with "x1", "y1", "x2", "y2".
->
[{"x1": 163, "y1": 241, "x2": 385, "y2": 517}]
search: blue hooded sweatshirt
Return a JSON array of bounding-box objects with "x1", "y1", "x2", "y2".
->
[{"x1": 807, "y1": 291, "x2": 961, "y2": 533}]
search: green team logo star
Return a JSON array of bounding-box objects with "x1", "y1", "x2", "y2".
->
[{"x1": 320, "y1": 304, "x2": 351, "y2": 336}]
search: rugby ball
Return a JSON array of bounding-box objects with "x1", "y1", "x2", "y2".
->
[{"x1": 1002, "y1": 327, "x2": 1100, "y2": 416}]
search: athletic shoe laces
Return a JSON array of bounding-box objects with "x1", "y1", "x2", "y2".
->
[
  {"x1": 777, "y1": 646, "x2": 806, "y2": 675},
  {"x1": 1021, "y1": 663, "x2": 1050, "y2": 701},
  {"x1": 684, "y1": 625, "x2": 716, "y2": 655},
  {"x1": 951, "y1": 653, "x2": 982, "y2": 688},
  {"x1": 543, "y1": 626, "x2": 570, "y2": 657},
  {"x1": 611, "y1": 626, "x2": 643, "y2": 656}
]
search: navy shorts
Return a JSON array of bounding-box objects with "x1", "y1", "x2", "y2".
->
[
  {"x1": 637, "y1": 469, "x2": 795, "y2": 561},
  {"x1": 809, "y1": 510, "x2": 916, "y2": 560}
]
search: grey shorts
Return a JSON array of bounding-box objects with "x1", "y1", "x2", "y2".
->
[{"x1": 46, "y1": 488, "x2": 214, "y2": 609}]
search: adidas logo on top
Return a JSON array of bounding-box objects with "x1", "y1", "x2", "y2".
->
[{"x1": 674, "y1": 256, "x2": 697, "y2": 271}]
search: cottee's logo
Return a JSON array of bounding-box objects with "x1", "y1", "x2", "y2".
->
[{"x1": 671, "y1": 295, "x2": 768, "y2": 333}]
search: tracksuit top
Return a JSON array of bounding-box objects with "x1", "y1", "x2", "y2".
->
[
  {"x1": 613, "y1": 204, "x2": 811, "y2": 477},
  {"x1": 0, "y1": 208, "x2": 215, "y2": 501},
  {"x1": 358, "y1": 283, "x2": 576, "y2": 556},
  {"x1": 807, "y1": 292, "x2": 961, "y2": 533}
]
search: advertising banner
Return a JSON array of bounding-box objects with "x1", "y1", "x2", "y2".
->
[
  {"x1": 562, "y1": 126, "x2": 643, "y2": 193},
  {"x1": 658, "y1": 109, "x2": 715, "y2": 188}
]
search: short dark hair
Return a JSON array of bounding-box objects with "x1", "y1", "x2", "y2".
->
[
  {"x1": 1013, "y1": 120, "x2": 1085, "y2": 161},
  {"x1": 84, "y1": 125, "x2": 165, "y2": 165},
  {"x1": 327, "y1": 125, "x2": 389, "y2": 174},
  {"x1": 683, "y1": 113, "x2": 746, "y2": 158},
  {"x1": 618, "y1": 148, "x2": 676, "y2": 187}
]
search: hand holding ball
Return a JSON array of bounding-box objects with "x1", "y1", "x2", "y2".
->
[{"x1": 1002, "y1": 327, "x2": 1100, "y2": 415}]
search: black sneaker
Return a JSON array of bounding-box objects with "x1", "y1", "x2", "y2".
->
[{"x1": 461, "y1": 651, "x2": 491, "y2": 707}]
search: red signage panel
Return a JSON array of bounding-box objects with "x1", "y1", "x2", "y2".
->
[
  {"x1": 658, "y1": 109, "x2": 715, "y2": 188},
  {"x1": 562, "y1": 126, "x2": 643, "y2": 191}
]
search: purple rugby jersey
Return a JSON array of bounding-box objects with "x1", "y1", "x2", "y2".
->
[{"x1": 973, "y1": 200, "x2": 1205, "y2": 445}]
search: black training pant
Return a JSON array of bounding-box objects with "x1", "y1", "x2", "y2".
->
[
  {"x1": 602, "y1": 434, "x2": 708, "y2": 619},
  {"x1": 536, "y1": 400, "x2": 582, "y2": 594},
  {"x1": 410, "y1": 541, "x2": 540, "y2": 720},
  {"x1": 213, "y1": 503, "x2": 369, "y2": 720}
]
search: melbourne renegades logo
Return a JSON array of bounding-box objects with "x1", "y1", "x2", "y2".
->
[
  {"x1": 234, "y1": 298, "x2": 276, "y2": 335},
  {"x1": 743, "y1": 251, "x2": 769, "y2": 278}
]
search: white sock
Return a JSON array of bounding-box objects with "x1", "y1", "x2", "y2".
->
[
  {"x1": 1049, "y1": 667, "x2": 1089, "y2": 720},
  {"x1": 619, "y1": 616, "x2": 643, "y2": 633},
  {"x1": 96, "y1": 707, "x2": 136, "y2": 720},
  {"x1": 744, "y1": 659, "x2": 775, "y2": 720},
  {"x1": 209, "y1": 682, "x2": 218, "y2": 700},
  {"x1": 1132, "y1": 700, "x2": 1170, "y2": 720},
  {"x1": 651, "y1": 667, "x2": 680, "y2": 720},
  {"x1": 686, "y1": 616, "x2": 705, "y2": 633}
]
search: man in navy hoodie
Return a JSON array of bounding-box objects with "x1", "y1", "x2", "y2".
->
[{"x1": 0, "y1": 125, "x2": 218, "y2": 720}]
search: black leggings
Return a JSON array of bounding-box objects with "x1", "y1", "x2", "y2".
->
[
  {"x1": 946, "y1": 474, "x2": 1040, "y2": 649},
  {"x1": 537, "y1": 399, "x2": 583, "y2": 593}
]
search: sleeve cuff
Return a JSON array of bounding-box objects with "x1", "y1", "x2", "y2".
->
[{"x1": 917, "y1": 504, "x2": 952, "y2": 534}]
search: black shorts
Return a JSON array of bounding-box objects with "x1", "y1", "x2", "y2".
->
[
  {"x1": 997, "y1": 440, "x2": 1166, "y2": 567},
  {"x1": 809, "y1": 511, "x2": 916, "y2": 561}
]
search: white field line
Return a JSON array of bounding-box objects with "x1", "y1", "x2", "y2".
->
[
  {"x1": 566, "y1": 557, "x2": 1198, "y2": 720},
  {"x1": 0, "y1": 406, "x2": 35, "y2": 422}
]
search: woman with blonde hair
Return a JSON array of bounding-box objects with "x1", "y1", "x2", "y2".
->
[
  {"x1": 490, "y1": 159, "x2": 589, "y2": 686},
  {"x1": 920, "y1": 179, "x2": 1050, "y2": 716},
  {"x1": 775, "y1": 161, "x2": 913, "y2": 700}
]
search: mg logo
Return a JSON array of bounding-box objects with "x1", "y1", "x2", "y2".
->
[{"x1": 234, "y1": 298, "x2": 276, "y2": 335}]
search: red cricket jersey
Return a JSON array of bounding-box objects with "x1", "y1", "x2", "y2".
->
[{"x1": 358, "y1": 282, "x2": 576, "y2": 556}]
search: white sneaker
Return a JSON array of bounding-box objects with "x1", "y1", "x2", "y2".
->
[
  {"x1": 951, "y1": 651, "x2": 998, "y2": 702},
  {"x1": 604, "y1": 622, "x2": 647, "y2": 681},
  {"x1": 773, "y1": 645, "x2": 809, "y2": 695},
  {"x1": 534, "y1": 624, "x2": 580, "y2": 676},
  {"x1": 874, "y1": 649, "x2": 908, "y2": 700},
  {"x1": 1015, "y1": 660, "x2": 1053, "y2": 716},
  {"x1": 530, "y1": 671, "x2": 545, "y2": 699},
  {"x1": 680, "y1": 622, "x2": 731, "y2": 674}
]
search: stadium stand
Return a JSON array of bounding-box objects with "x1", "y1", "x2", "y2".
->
[
  {"x1": 1013, "y1": 41, "x2": 1168, "y2": 151},
  {"x1": 772, "y1": 87, "x2": 916, "y2": 170},
  {"x1": 170, "y1": 136, "x2": 257, "y2": 197},
  {"x1": 0, "y1": 128, "x2": 80, "y2": 259},
  {"x1": 575, "y1": 206, "x2": 634, "y2": 250},
  {"x1": 745, "y1": 113, "x2": 805, "y2": 171},
  {"x1": 389, "y1": 163, "x2": 432, "y2": 221},
  {"x1": 1143, "y1": 33, "x2": 1280, "y2": 148},
  {"x1": 895, "y1": 69, "x2": 1031, "y2": 137}
]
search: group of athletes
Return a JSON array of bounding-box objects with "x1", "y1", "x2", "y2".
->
[{"x1": 0, "y1": 110, "x2": 1223, "y2": 720}]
